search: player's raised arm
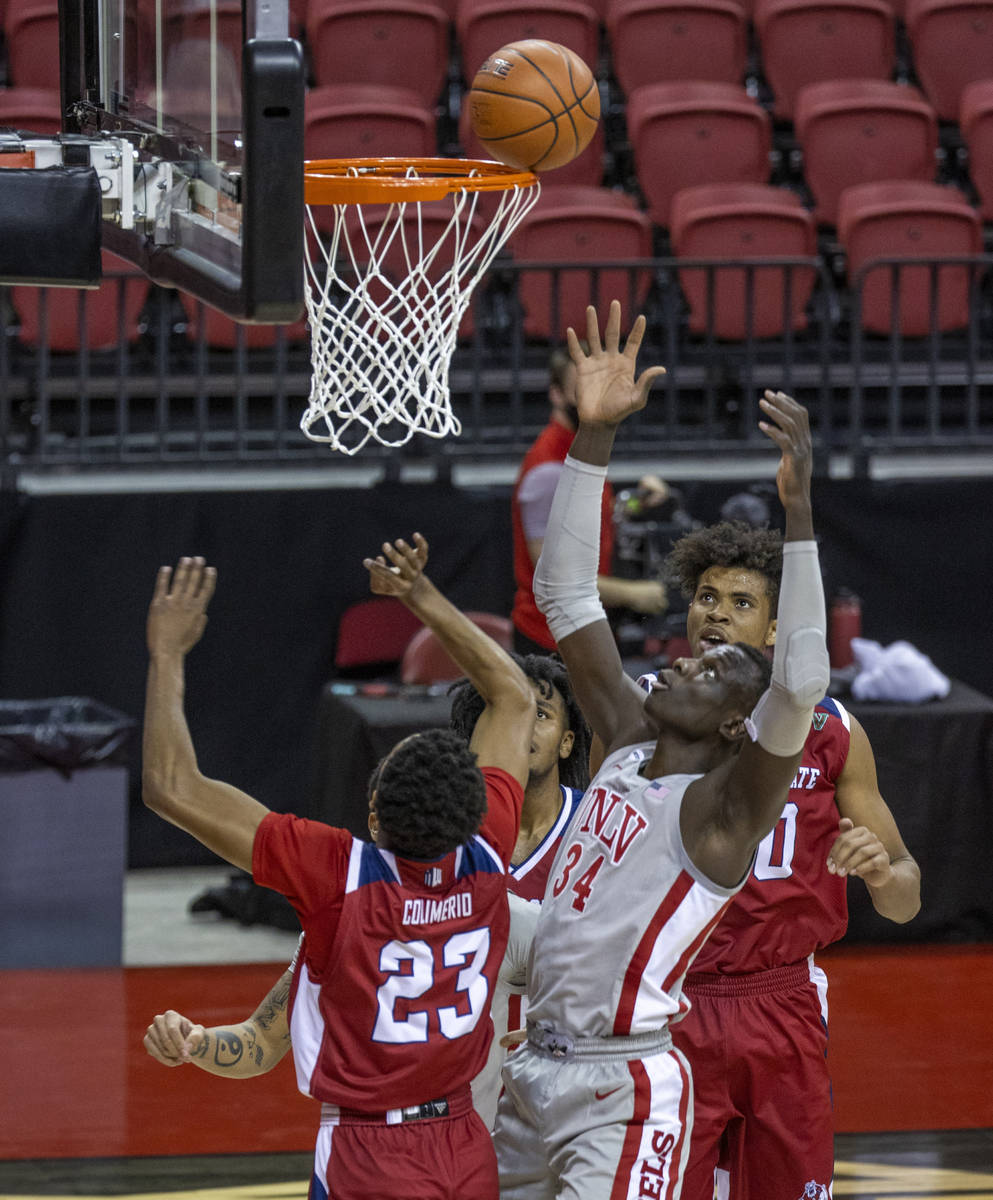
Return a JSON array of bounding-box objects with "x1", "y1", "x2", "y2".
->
[
  {"x1": 144, "y1": 966, "x2": 293, "y2": 1078},
  {"x1": 142, "y1": 558, "x2": 270, "y2": 872},
  {"x1": 533, "y1": 301, "x2": 666, "y2": 752},
  {"x1": 364, "y1": 533, "x2": 534, "y2": 789},
  {"x1": 683, "y1": 392, "x2": 830, "y2": 887}
]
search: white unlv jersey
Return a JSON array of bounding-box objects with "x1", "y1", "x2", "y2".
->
[{"x1": 527, "y1": 743, "x2": 746, "y2": 1039}]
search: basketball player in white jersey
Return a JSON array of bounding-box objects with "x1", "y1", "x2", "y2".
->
[{"x1": 491, "y1": 300, "x2": 832, "y2": 1200}]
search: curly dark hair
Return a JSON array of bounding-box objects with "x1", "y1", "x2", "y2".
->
[
  {"x1": 666, "y1": 520, "x2": 784, "y2": 608},
  {"x1": 448, "y1": 652, "x2": 592, "y2": 791},
  {"x1": 372, "y1": 727, "x2": 487, "y2": 859}
]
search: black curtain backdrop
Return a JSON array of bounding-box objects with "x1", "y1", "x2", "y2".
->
[{"x1": 0, "y1": 473, "x2": 988, "y2": 873}]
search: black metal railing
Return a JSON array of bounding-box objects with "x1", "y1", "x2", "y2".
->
[{"x1": 2, "y1": 253, "x2": 991, "y2": 479}]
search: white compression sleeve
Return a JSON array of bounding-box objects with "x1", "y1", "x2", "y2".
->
[
  {"x1": 746, "y1": 540, "x2": 830, "y2": 757},
  {"x1": 532, "y1": 454, "x2": 608, "y2": 641}
]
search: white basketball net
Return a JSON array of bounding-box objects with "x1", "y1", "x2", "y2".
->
[{"x1": 302, "y1": 166, "x2": 540, "y2": 455}]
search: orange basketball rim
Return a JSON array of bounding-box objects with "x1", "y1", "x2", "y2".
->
[{"x1": 300, "y1": 156, "x2": 540, "y2": 456}]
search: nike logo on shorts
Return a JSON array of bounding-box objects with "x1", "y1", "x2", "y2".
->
[{"x1": 594, "y1": 1086, "x2": 623, "y2": 1101}]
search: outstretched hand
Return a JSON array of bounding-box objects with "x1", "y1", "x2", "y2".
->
[
  {"x1": 757, "y1": 390, "x2": 812, "y2": 513},
  {"x1": 567, "y1": 301, "x2": 666, "y2": 427},
  {"x1": 144, "y1": 1010, "x2": 206, "y2": 1067},
  {"x1": 363, "y1": 532, "x2": 429, "y2": 599},
  {"x1": 826, "y1": 817, "x2": 893, "y2": 888},
  {"x1": 147, "y1": 557, "x2": 216, "y2": 657}
]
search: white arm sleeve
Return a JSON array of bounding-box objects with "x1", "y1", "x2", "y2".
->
[
  {"x1": 532, "y1": 453, "x2": 609, "y2": 641},
  {"x1": 746, "y1": 540, "x2": 830, "y2": 757}
]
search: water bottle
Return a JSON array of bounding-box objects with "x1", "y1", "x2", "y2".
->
[{"x1": 829, "y1": 589, "x2": 862, "y2": 670}]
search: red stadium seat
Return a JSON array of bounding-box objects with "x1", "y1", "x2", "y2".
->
[
  {"x1": 335, "y1": 597, "x2": 426, "y2": 674},
  {"x1": 179, "y1": 297, "x2": 310, "y2": 350},
  {"x1": 670, "y1": 182, "x2": 818, "y2": 338},
  {"x1": 457, "y1": 89, "x2": 605, "y2": 186},
  {"x1": 11, "y1": 251, "x2": 150, "y2": 352},
  {"x1": 626, "y1": 80, "x2": 771, "y2": 227},
  {"x1": 507, "y1": 183, "x2": 655, "y2": 340},
  {"x1": 0, "y1": 86, "x2": 62, "y2": 134},
  {"x1": 794, "y1": 79, "x2": 938, "y2": 225},
  {"x1": 3, "y1": 0, "x2": 60, "y2": 88},
  {"x1": 306, "y1": 0, "x2": 450, "y2": 107},
  {"x1": 305, "y1": 85, "x2": 437, "y2": 162},
  {"x1": 754, "y1": 0, "x2": 896, "y2": 119},
  {"x1": 401, "y1": 612, "x2": 513, "y2": 684},
  {"x1": 456, "y1": 0, "x2": 601, "y2": 80},
  {"x1": 605, "y1": 0, "x2": 748, "y2": 96},
  {"x1": 837, "y1": 180, "x2": 983, "y2": 335},
  {"x1": 905, "y1": 0, "x2": 993, "y2": 121},
  {"x1": 960, "y1": 78, "x2": 993, "y2": 220}
]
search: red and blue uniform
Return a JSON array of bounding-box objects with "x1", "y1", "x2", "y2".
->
[{"x1": 253, "y1": 765, "x2": 524, "y2": 1200}]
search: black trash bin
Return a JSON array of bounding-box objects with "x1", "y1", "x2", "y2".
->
[{"x1": 0, "y1": 697, "x2": 135, "y2": 968}]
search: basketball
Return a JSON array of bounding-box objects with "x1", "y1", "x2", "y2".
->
[{"x1": 468, "y1": 40, "x2": 601, "y2": 173}]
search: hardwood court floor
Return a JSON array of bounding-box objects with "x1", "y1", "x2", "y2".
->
[{"x1": 1, "y1": 869, "x2": 991, "y2": 1199}]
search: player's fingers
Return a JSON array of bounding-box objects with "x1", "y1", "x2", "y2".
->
[
  {"x1": 636, "y1": 365, "x2": 666, "y2": 405},
  {"x1": 171, "y1": 557, "x2": 192, "y2": 598},
  {"x1": 183, "y1": 1025, "x2": 207, "y2": 1059},
  {"x1": 584, "y1": 305, "x2": 603, "y2": 356},
  {"x1": 622, "y1": 312, "x2": 646, "y2": 358},
  {"x1": 838, "y1": 817, "x2": 855, "y2": 834},
  {"x1": 499, "y1": 1029, "x2": 529, "y2": 1049},
  {"x1": 411, "y1": 531, "x2": 429, "y2": 561},
  {"x1": 392, "y1": 538, "x2": 423, "y2": 572},
  {"x1": 565, "y1": 325, "x2": 585, "y2": 365},
  {"x1": 197, "y1": 565, "x2": 217, "y2": 607},
  {"x1": 161, "y1": 1010, "x2": 193, "y2": 1058},
  {"x1": 151, "y1": 565, "x2": 173, "y2": 603},
  {"x1": 603, "y1": 299, "x2": 622, "y2": 352},
  {"x1": 144, "y1": 1020, "x2": 181, "y2": 1064}
]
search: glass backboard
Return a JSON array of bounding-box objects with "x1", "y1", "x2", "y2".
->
[{"x1": 57, "y1": 0, "x2": 305, "y2": 320}]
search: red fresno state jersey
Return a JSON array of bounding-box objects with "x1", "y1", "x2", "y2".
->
[
  {"x1": 507, "y1": 785, "x2": 584, "y2": 904},
  {"x1": 690, "y1": 698, "x2": 851, "y2": 974},
  {"x1": 252, "y1": 766, "x2": 523, "y2": 1111}
]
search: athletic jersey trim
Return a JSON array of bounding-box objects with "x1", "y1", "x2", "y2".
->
[{"x1": 510, "y1": 785, "x2": 583, "y2": 884}]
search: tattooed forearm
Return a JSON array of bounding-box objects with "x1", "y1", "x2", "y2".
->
[
  {"x1": 214, "y1": 1029, "x2": 245, "y2": 1068},
  {"x1": 255, "y1": 971, "x2": 291, "y2": 1033}
]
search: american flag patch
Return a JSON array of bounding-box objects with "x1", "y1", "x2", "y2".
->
[
  {"x1": 424, "y1": 867, "x2": 443, "y2": 886},
  {"x1": 643, "y1": 781, "x2": 671, "y2": 801}
]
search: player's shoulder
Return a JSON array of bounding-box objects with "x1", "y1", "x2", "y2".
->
[
  {"x1": 811, "y1": 694, "x2": 852, "y2": 732},
  {"x1": 259, "y1": 810, "x2": 354, "y2": 851}
]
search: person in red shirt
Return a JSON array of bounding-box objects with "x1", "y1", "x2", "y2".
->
[
  {"x1": 142, "y1": 533, "x2": 535, "y2": 1200},
  {"x1": 511, "y1": 345, "x2": 668, "y2": 654},
  {"x1": 656, "y1": 520, "x2": 922, "y2": 1200}
]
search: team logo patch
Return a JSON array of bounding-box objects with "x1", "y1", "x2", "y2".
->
[
  {"x1": 811, "y1": 712, "x2": 828, "y2": 731},
  {"x1": 424, "y1": 867, "x2": 443, "y2": 886},
  {"x1": 797, "y1": 1182, "x2": 830, "y2": 1200}
]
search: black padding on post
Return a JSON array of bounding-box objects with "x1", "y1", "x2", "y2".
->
[{"x1": 0, "y1": 166, "x2": 102, "y2": 286}]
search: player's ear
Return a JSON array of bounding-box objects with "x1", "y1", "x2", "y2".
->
[
  {"x1": 720, "y1": 714, "x2": 748, "y2": 744},
  {"x1": 764, "y1": 618, "x2": 777, "y2": 649},
  {"x1": 558, "y1": 729, "x2": 575, "y2": 759}
]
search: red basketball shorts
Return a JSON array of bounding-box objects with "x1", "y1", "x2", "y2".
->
[
  {"x1": 672, "y1": 958, "x2": 834, "y2": 1200},
  {"x1": 310, "y1": 1086, "x2": 498, "y2": 1200}
]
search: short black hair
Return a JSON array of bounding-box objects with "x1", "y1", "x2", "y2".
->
[
  {"x1": 371, "y1": 727, "x2": 487, "y2": 859},
  {"x1": 667, "y1": 520, "x2": 784, "y2": 609},
  {"x1": 734, "y1": 641, "x2": 774, "y2": 710},
  {"x1": 448, "y1": 652, "x2": 591, "y2": 791}
]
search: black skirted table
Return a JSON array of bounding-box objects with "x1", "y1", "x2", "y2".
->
[{"x1": 311, "y1": 678, "x2": 993, "y2": 944}]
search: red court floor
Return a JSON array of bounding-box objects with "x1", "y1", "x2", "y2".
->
[{"x1": 1, "y1": 942, "x2": 991, "y2": 1160}]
